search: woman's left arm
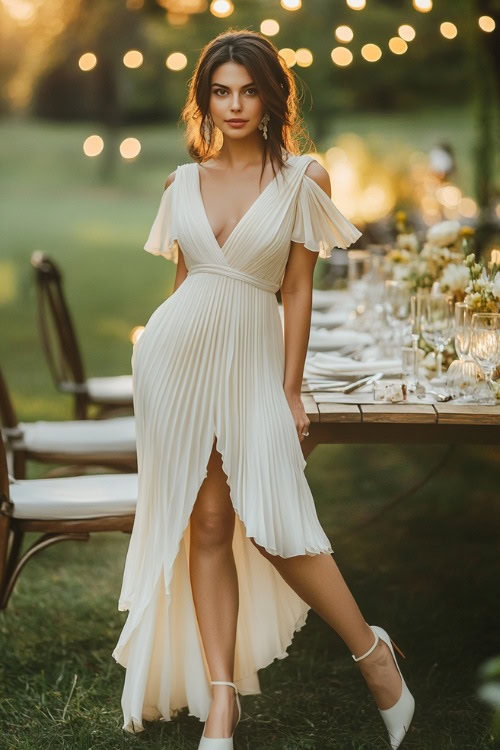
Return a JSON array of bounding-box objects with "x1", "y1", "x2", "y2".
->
[{"x1": 280, "y1": 161, "x2": 333, "y2": 444}]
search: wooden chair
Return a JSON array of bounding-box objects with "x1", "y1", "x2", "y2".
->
[
  {"x1": 0, "y1": 429, "x2": 136, "y2": 610},
  {"x1": 31, "y1": 251, "x2": 134, "y2": 419},
  {"x1": 0, "y1": 367, "x2": 137, "y2": 479}
]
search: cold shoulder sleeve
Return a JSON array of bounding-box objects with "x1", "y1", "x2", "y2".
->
[
  {"x1": 291, "y1": 173, "x2": 362, "y2": 258},
  {"x1": 143, "y1": 183, "x2": 179, "y2": 264}
]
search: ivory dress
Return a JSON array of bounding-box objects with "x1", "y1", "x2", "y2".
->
[{"x1": 112, "y1": 152, "x2": 363, "y2": 733}]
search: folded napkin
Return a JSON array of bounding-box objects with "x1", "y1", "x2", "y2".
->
[
  {"x1": 304, "y1": 352, "x2": 402, "y2": 378},
  {"x1": 311, "y1": 288, "x2": 355, "y2": 311},
  {"x1": 310, "y1": 309, "x2": 353, "y2": 329},
  {"x1": 308, "y1": 328, "x2": 374, "y2": 352}
]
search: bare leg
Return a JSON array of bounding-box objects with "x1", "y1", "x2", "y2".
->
[
  {"x1": 252, "y1": 542, "x2": 403, "y2": 710},
  {"x1": 189, "y1": 440, "x2": 240, "y2": 738}
]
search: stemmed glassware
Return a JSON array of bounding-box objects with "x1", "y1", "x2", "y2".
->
[
  {"x1": 384, "y1": 280, "x2": 412, "y2": 354},
  {"x1": 408, "y1": 288, "x2": 430, "y2": 387},
  {"x1": 469, "y1": 312, "x2": 500, "y2": 405},
  {"x1": 420, "y1": 293, "x2": 455, "y2": 386},
  {"x1": 446, "y1": 302, "x2": 485, "y2": 402},
  {"x1": 348, "y1": 250, "x2": 372, "y2": 319}
]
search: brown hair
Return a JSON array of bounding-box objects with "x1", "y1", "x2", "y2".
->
[{"x1": 180, "y1": 28, "x2": 313, "y2": 183}]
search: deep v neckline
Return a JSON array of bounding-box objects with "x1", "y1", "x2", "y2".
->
[{"x1": 195, "y1": 154, "x2": 296, "y2": 254}]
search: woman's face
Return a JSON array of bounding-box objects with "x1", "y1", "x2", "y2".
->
[{"x1": 208, "y1": 61, "x2": 265, "y2": 139}]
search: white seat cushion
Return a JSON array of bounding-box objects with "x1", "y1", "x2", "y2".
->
[
  {"x1": 10, "y1": 473, "x2": 138, "y2": 520},
  {"x1": 18, "y1": 416, "x2": 136, "y2": 454},
  {"x1": 86, "y1": 375, "x2": 133, "y2": 403}
]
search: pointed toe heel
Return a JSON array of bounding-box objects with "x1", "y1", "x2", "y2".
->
[
  {"x1": 198, "y1": 680, "x2": 241, "y2": 749},
  {"x1": 352, "y1": 624, "x2": 415, "y2": 749}
]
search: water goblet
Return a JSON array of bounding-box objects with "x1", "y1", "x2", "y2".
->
[
  {"x1": 469, "y1": 312, "x2": 500, "y2": 405},
  {"x1": 384, "y1": 280, "x2": 412, "y2": 353},
  {"x1": 420, "y1": 293, "x2": 454, "y2": 387}
]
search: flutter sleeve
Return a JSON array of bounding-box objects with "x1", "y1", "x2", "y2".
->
[
  {"x1": 143, "y1": 183, "x2": 179, "y2": 264},
  {"x1": 290, "y1": 173, "x2": 362, "y2": 259}
]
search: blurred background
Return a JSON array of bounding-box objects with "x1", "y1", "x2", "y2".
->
[{"x1": 0, "y1": 1, "x2": 499, "y2": 748}]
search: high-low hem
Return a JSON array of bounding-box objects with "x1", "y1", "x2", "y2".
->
[{"x1": 112, "y1": 152, "x2": 361, "y2": 734}]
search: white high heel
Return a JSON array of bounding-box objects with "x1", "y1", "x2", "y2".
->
[
  {"x1": 198, "y1": 680, "x2": 241, "y2": 749},
  {"x1": 352, "y1": 624, "x2": 415, "y2": 749}
]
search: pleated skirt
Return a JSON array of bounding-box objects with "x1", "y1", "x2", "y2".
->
[{"x1": 112, "y1": 272, "x2": 334, "y2": 732}]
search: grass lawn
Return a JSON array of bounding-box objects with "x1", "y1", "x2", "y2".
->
[{"x1": 0, "y1": 113, "x2": 499, "y2": 749}]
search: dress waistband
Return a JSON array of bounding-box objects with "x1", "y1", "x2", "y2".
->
[{"x1": 188, "y1": 263, "x2": 279, "y2": 294}]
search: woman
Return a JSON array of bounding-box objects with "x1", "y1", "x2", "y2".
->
[{"x1": 112, "y1": 29, "x2": 415, "y2": 750}]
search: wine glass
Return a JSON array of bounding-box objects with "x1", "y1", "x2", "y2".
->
[
  {"x1": 409, "y1": 288, "x2": 430, "y2": 387},
  {"x1": 384, "y1": 280, "x2": 412, "y2": 353},
  {"x1": 348, "y1": 250, "x2": 372, "y2": 316},
  {"x1": 420, "y1": 293, "x2": 455, "y2": 386},
  {"x1": 446, "y1": 302, "x2": 485, "y2": 402},
  {"x1": 454, "y1": 302, "x2": 474, "y2": 360},
  {"x1": 469, "y1": 313, "x2": 500, "y2": 405}
]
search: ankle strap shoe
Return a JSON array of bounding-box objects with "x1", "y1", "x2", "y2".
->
[{"x1": 198, "y1": 680, "x2": 242, "y2": 749}]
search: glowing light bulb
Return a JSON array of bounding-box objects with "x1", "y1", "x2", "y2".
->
[
  {"x1": 361, "y1": 43, "x2": 382, "y2": 62},
  {"x1": 79, "y1": 53, "x2": 97, "y2": 71},
  {"x1": 120, "y1": 138, "x2": 141, "y2": 160},
  {"x1": 83, "y1": 135, "x2": 104, "y2": 157},
  {"x1": 210, "y1": 0, "x2": 233, "y2": 18},
  {"x1": 331, "y1": 47, "x2": 353, "y2": 66},
  {"x1": 335, "y1": 25, "x2": 354, "y2": 43},
  {"x1": 478, "y1": 15, "x2": 495, "y2": 32},
  {"x1": 398, "y1": 24, "x2": 416, "y2": 41},
  {"x1": 261, "y1": 19, "x2": 280, "y2": 36},
  {"x1": 440, "y1": 22, "x2": 457, "y2": 39}
]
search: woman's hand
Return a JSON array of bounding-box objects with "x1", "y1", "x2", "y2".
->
[{"x1": 284, "y1": 390, "x2": 310, "y2": 444}]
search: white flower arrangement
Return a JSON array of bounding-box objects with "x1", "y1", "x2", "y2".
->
[
  {"x1": 440, "y1": 263, "x2": 470, "y2": 298},
  {"x1": 385, "y1": 215, "x2": 477, "y2": 298},
  {"x1": 463, "y1": 253, "x2": 500, "y2": 313}
]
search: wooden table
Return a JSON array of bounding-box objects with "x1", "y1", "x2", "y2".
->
[{"x1": 301, "y1": 388, "x2": 500, "y2": 457}]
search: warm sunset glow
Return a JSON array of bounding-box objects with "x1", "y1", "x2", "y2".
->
[
  {"x1": 2, "y1": 0, "x2": 36, "y2": 22},
  {"x1": 331, "y1": 47, "x2": 353, "y2": 66},
  {"x1": 260, "y1": 19, "x2": 279, "y2": 36},
  {"x1": 440, "y1": 22, "x2": 458, "y2": 39},
  {"x1": 335, "y1": 25, "x2": 354, "y2": 43},
  {"x1": 296, "y1": 48, "x2": 313, "y2": 67},
  {"x1": 79, "y1": 53, "x2": 97, "y2": 71},
  {"x1": 398, "y1": 24, "x2": 416, "y2": 41},
  {"x1": 210, "y1": 0, "x2": 233, "y2": 18},
  {"x1": 166, "y1": 52, "x2": 188, "y2": 71},
  {"x1": 129, "y1": 326, "x2": 145, "y2": 344},
  {"x1": 361, "y1": 43, "x2": 382, "y2": 62},
  {"x1": 389, "y1": 37, "x2": 408, "y2": 55},
  {"x1": 83, "y1": 135, "x2": 104, "y2": 157},
  {"x1": 120, "y1": 138, "x2": 141, "y2": 159}
]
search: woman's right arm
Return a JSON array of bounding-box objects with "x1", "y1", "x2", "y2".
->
[{"x1": 164, "y1": 170, "x2": 188, "y2": 293}]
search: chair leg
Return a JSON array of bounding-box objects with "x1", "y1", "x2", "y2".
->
[
  {"x1": 0, "y1": 531, "x2": 90, "y2": 610},
  {"x1": 13, "y1": 450, "x2": 26, "y2": 479},
  {"x1": 74, "y1": 393, "x2": 88, "y2": 420}
]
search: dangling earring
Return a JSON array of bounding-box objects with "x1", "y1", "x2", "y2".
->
[
  {"x1": 258, "y1": 112, "x2": 270, "y2": 140},
  {"x1": 201, "y1": 115, "x2": 212, "y2": 141}
]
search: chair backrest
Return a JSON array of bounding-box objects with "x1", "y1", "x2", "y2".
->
[{"x1": 31, "y1": 251, "x2": 86, "y2": 392}]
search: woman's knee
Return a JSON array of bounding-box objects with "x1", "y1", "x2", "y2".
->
[{"x1": 191, "y1": 507, "x2": 235, "y2": 549}]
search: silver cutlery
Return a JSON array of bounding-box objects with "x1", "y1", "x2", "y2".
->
[
  {"x1": 309, "y1": 372, "x2": 384, "y2": 394},
  {"x1": 343, "y1": 372, "x2": 384, "y2": 393}
]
